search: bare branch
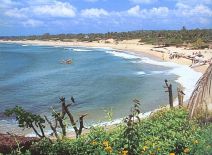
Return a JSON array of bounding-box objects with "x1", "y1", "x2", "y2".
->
[{"x1": 44, "y1": 115, "x2": 59, "y2": 139}]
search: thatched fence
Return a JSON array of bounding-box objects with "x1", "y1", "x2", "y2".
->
[{"x1": 188, "y1": 64, "x2": 212, "y2": 121}]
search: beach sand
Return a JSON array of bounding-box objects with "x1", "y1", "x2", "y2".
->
[{"x1": 1, "y1": 39, "x2": 211, "y2": 73}]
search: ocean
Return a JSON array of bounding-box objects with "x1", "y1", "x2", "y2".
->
[{"x1": 0, "y1": 43, "x2": 201, "y2": 134}]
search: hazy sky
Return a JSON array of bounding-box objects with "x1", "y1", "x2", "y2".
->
[{"x1": 0, "y1": 0, "x2": 212, "y2": 36}]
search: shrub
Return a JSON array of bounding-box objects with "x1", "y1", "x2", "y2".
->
[{"x1": 8, "y1": 108, "x2": 212, "y2": 155}]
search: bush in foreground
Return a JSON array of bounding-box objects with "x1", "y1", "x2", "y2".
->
[{"x1": 23, "y1": 108, "x2": 212, "y2": 155}]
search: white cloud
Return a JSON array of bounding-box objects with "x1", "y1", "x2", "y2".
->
[
  {"x1": 129, "y1": 0, "x2": 157, "y2": 4},
  {"x1": 176, "y1": 3, "x2": 190, "y2": 9},
  {"x1": 127, "y1": 5, "x2": 169, "y2": 18},
  {"x1": 3, "y1": 1, "x2": 76, "y2": 19},
  {"x1": 22, "y1": 19, "x2": 43, "y2": 27},
  {"x1": 192, "y1": 5, "x2": 212, "y2": 16},
  {"x1": 150, "y1": 7, "x2": 169, "y2": 16},
  {"x1": 81, "y1": 8, "x2": 108, "y2": 17},
  {"x1": 4, "y1": 8, "x2": 27, "y2": 18},
  {"x1": 33, "y1": 2, "x2": 76, "y2": 17},
  {"x1": 175, "y1": 4, "x2": 212, "y2": 17},
  {"x1": 2, "y1": 0, "x2": 77, "y2": 29},
  {"x1": 127, "y1": 5, "x2": 141, "y2": 16}
]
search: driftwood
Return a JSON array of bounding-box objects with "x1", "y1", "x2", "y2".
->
[{"x1": 188, "y1": 64, "x2": 212, "y2": 121}]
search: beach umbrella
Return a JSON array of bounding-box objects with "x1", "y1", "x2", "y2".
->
[{"x1": 188, "y1": 64, "x2": 212, "y2": 121}]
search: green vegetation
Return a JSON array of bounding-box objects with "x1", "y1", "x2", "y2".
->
[
  {"x1": 192, "y1": 38, "x2": 209, "y2": 49},
  {"x1": 4, "y1": 97, "x2": 87, "y2": 140},
  {"x1": 1, "y1": 28, "x2": 212, "y2": 48},
  {"x1": 5, "y1": 106, "x2": 46, "y2": 138},
  {"x1": 5, "y1": 107, "x2": 212, "y2": 155}
]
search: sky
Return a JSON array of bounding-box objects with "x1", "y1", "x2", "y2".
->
[{"x1": 0, "y1": 0, "x2": 212, "y2": 36}]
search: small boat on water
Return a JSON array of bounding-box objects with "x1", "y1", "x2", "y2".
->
[{"x1": 60, "y1": 59, "x2": 72, "y2": 64}]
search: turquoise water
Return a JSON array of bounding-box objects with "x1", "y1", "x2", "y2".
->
[{"x1": 0, "y1": 43, "x2": 179, "y2": 133}]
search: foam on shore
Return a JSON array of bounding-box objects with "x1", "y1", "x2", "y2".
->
[
  {"x1": 105, "y1": 50, "x2": 202, "y2": 102},
  {"x1": 105, "y1": 50, "x2": 140, "y2": 59},
  {"x1": 140, "y1": 57, "x2": 202, "y2": 101},
  {"x1": 72, "y1": 48, "x2": 92, "y2": 52}
]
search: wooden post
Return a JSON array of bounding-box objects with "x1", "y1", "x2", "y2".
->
[
  {"x1": 177, "y1": 88, "x2": 182, "y2": 107},
  {"x1": 169, "y1": 84, "x2": 173, "y2": 108},
  {"x1": 164, "y1": 80, "x2": 174, "y2": 108},
  {"x1": 177, "y1": 88, "x2": 185, "y2": 108}
]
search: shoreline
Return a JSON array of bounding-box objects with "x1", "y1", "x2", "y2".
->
[
  {"x1": 0, "y1": 39, "x2": 210, "y2": 137},
  {"x1": 0, "y1": 39, "x2": 211, "y2": 74}
]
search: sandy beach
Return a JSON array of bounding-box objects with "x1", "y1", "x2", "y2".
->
[{"x1": 1, "y1": 39, "x2": 211, "y2": 74}]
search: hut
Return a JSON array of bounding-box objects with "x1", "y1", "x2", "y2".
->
[{"x1": 188, "y1": 64, "x2": 212, "y2": 121}]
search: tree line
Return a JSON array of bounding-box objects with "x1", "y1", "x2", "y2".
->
[{"x1": 1, "y1": 28, "x2": 212, "y2": 48}]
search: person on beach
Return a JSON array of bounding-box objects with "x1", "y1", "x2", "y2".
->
[{"x1": 162, "y1": 53, "x2": 165, "y2": 60}]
